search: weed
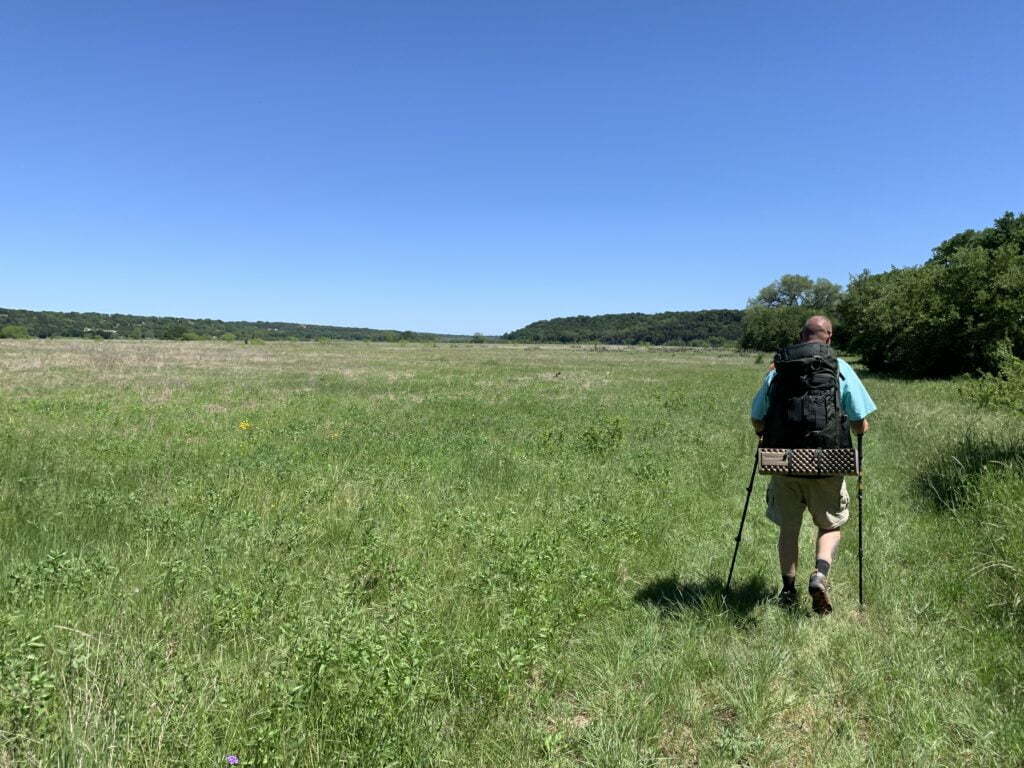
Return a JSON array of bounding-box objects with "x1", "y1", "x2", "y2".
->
[{"x1": 578, "y1": 416, "x2": 623, "y2": 455}]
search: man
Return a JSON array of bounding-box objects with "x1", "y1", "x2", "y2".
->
[{"x1": 750, "y1": 315, "x2": 876, "y2": 614}]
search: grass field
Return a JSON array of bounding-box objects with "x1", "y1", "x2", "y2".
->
[{"x1": 1, "y1": 339, "x2": 1021, "y2": 767}]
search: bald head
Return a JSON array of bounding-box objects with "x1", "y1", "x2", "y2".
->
[{"x1": 800, "y1": 315, "x2": 833, "y2": 344}]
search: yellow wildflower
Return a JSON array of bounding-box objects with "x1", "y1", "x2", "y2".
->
[{"x1": 238, "y1": 420, "x2": 252, "y2": 430}]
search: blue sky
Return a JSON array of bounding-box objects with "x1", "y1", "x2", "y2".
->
[{"x1": 2, "y1": 2, "x2": 1021, "y2": 334}]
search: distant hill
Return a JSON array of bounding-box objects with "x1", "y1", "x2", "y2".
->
[
  {"x1": 0, "y1": 307, "x2": 470, "y2": 342},
  {"x1": 504, "y1": 309, "x2": 743, "y2": 345}
]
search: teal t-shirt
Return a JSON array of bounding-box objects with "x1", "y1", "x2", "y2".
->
[{"x1": 750, "y1": 358, "x2": 876, "y2": 422}]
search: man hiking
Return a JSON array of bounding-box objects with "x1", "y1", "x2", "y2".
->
[{"x1": 750, "y1": 315, "x2": 876, "y2": 614}]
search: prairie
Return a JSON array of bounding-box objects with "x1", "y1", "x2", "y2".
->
[{"x1": 1, "y1": 339, "x2": 1021, "y2": 766}]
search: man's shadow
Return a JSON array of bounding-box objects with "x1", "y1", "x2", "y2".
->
[{"x1": 633, "y1": 574, "x2": 773, "y2": 619}]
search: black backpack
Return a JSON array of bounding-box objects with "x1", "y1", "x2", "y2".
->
[{"x1": 762, "y1": 342, "x2": 852, "y2": 450}]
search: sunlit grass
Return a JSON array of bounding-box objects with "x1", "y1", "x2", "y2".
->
[{"x1": 0, "y1": 339, "x2": 1020, "y2": 766}]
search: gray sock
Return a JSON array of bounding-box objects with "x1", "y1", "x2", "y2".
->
[{"x1": 815, "y1": 558, "x2": 831, "y2": 577}]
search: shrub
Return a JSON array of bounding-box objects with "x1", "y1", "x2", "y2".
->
[
  {"x1": 839, "y1": 212, "x2": 1024, "y2": 377},
  {"x1": 962, "y1": 342, "x2": 1024, "y2": 413},
  {"x1": 0, "y1": 324, "x2": 30, "y2": 339}
]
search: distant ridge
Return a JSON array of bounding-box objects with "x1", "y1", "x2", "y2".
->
[
  {"x1": 504, "y1": 309, "x2": 742, "y2": 345},
  {"x1": 0, "y1": 307, "x2": 470, "y2": 342}
]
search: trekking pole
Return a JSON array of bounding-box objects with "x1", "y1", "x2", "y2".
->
[
  {"x1": 857, "y1": 432, "x2": 865, "y2": 607},
  {"x1": 726, "y1": 441, "x2": 760, "y2": 594}
]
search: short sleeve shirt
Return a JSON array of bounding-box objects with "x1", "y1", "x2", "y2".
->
[{"x1": 750, "y1": 358, "x2": 876, "y2": 422}]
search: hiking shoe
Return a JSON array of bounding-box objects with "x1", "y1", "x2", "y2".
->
[
  {"x1": 778, "y1": 587, "x2": 798, "y2": 608},
  {"x1": 809, "y1": 571, "x2": 832, "y2": 615}
]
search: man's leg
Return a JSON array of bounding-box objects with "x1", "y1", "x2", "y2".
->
[
  {"x1": 806, "y1": 478, "x2": 850, "y2": 615},
  {"x1": 779, "y1": 517, "x2": 802, "y2": 586},
  {"x1": 815, "y1": 528, "x2": 841, "y2": 576},
  {"x1": 777, "y1": 517, "x2": 802, "y2": 605},
  {"x1": 766, "y1": 477, "x2": 804, "y2": 604}
]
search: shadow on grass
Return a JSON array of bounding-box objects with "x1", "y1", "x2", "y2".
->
[
  {"x1": 914, "y1": 431, "x2": 1024, "y2": 514},
  {"x1": 913, "y1": 431, "x2": 1024, "y2": 629},
  {"x1": 633, "y1": 574, "x2": 773, "y2": 619}
]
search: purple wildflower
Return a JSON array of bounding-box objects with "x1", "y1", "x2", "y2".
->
[{"x1": 226, "y1": 756, "x2": 240, "y2": 766}]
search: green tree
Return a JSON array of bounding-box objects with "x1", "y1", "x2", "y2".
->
[
  {"x1": 739, "y1": 305, "x2": 810, "y2": 351},
  {"x1": 161, "y1": 324, "x2": 189, "y2": 340},
  {"x1": 751, "y1": 274, "x2": 813, "y2": 307},
  {"x1": 805, "y1": 278, "x2": 844, "y2": 311},
  {"x1": 740, "y1": 275, "x2": 845, "y2": 350},
  {"x1": 750, "y1": 274, "x2": 842, "y2": 310},
  {"x1": 839, "y1": 212, "x2": 1024, "y2": 376},
  {"x1": 0, "y1": 324, "x2": 30, "y2": 339},
  {"x1": 504, "y1": 310, "x2": 743, "y2": 345}
]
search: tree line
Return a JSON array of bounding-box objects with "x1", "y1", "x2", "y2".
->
[
  {"x1": 741, "y1": 211, "x2": 1024, "y2": 384},
  {"x1": 503, "y1": 309, "x2": 743, "y2": 346},
  {"x1": 0, "y1": 309, "x2": 461, "y2": 343}
]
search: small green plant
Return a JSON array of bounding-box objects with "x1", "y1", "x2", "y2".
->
[
  {"x1": 578, "y1": 416, "x2": 622, "y2": 455},
  {"x1": 963, "y1": 342, "x2": 1024, "y2": 413}
]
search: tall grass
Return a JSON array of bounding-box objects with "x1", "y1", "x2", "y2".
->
[{"x1": 0, "y1": 339, "x2": 1020, "y2": 766}]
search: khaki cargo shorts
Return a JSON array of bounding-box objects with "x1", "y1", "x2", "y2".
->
[{"x1": 766, "y1": 475, "x2": 850, "y2": 531}]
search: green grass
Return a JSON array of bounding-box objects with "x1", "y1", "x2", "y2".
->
[{"x1": 1, "y1": 339, "x2": 1021, "y2": 766}]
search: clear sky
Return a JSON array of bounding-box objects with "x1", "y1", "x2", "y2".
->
[{"x1": 2, "y1": 2, "x2": 1021, "y2": 335}]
